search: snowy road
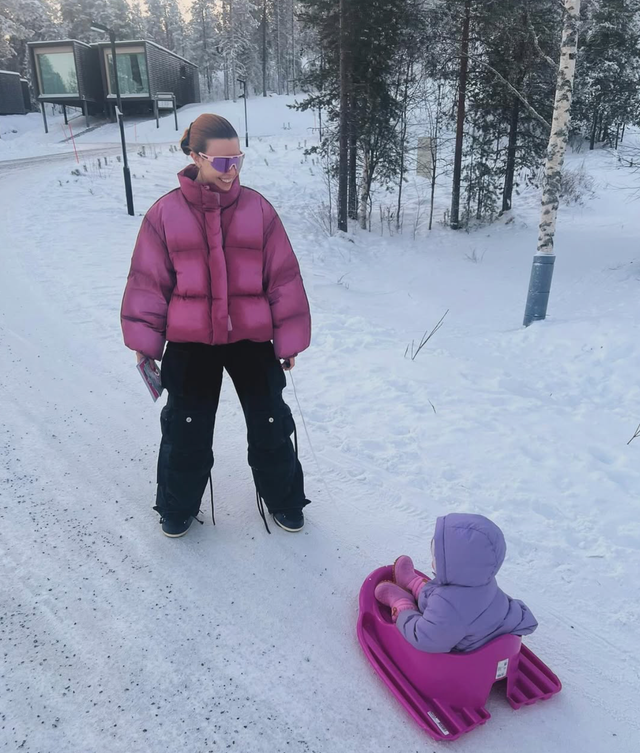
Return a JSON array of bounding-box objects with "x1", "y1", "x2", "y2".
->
[
  {"x1": 0, "y1": 146, "x2": 121, "y2": 172},
  {"x1": 1, "y1": 100, "x2": 639, "y2": 753}
]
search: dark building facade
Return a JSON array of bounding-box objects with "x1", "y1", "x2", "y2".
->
[
  {"x1": 21, "y1": 78, "x2": 32, "y2": 112},
  {"x1": 94, "y1": 40, "x2": 200, "y2": 117},
  {"x1": 27, "y1": 38, "x2": 200, "y2": 131},
  {"x1": 0, "y1": 70, "x2": 26, "y2": 115},
  {"x1": 28, "y1": 40, "x2": 104, "y2": 130}
]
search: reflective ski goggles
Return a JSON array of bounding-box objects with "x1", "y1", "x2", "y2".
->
[{"x1": 198, "y1": 153, "x2": 245, "y2": 173}]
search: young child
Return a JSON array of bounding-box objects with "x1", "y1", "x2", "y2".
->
[{"x1": 375, "y1": 513, "x2": 538, "y2": 653}]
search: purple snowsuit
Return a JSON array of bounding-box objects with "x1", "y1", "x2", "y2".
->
[{"x1": 396, "y1": 514, "x2": 538, "y2": 653}]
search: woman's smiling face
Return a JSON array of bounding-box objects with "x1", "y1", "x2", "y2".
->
[{"x1": 192, "y1": 137, "x2": 242, "y2": 191}]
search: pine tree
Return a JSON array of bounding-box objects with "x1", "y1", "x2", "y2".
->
[
  {"x1": 464, "y1": 0, "x2": 560, "y2": 222},
  {"x1": 164, "y1": 0, "x2": 186, "y2": 55},
  {"x1": 1, "y1": 1, "x2": 29, "y2": 64},
  {"x1": 572, "y1": 0, "x2": 640, "y2": 148},
  {"x1": 187, "y1": 0, "x2": 220, "y2": 96},
  {"x1": 424, "y1": 0, "x2": 561, "y2": 227},
  {"x1": 298, "y1": 0, "x2": 422, "y2": 229},
  {"x1": 145, "y1": 0, "x2": 166, "y2": 45},
  {"x1": 1, "y1": 0, "x2": 59, "y2": 74},
  {"x1": 129, "y1": 1, "x2": 146, "y2": 37},
  {"x1": 58, "y1": 0, "x2": 139, "y2": 42},
  {"x1": 59, "y1": 0, "x2": 98, "y2": 41},
  {"x1": 103, "y1": 0, "x2": 139, "y2": 40},
  {"x1": 217, "y1": 0, "x2": 259, "y2": 100},
  {"x1": 146, "y1": 0, "x2": 186, "y2": 53}
]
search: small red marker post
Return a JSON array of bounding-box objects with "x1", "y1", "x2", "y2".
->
[{"x1": 67, "y1": 121, "x2": 80, "y2": 164}]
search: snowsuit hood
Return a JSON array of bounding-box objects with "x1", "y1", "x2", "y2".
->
[
  {"x1": 433, "y1": 513, "x2": 506, "y2": 587},
  {"x1": 397, "y1": 513, "x2": 538, "y2": 653}
]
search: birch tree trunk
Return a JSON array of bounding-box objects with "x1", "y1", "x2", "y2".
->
[
  {"x1": 523, "y1": 0, "x2": 581, "y2": 326},
  {"x1": 536, "y1": 0, "x2": 580, "y2": 257}
]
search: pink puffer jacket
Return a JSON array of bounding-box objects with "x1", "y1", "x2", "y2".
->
[{"x1": 121, "y1": 165, "x2": 311, "y2": 361}]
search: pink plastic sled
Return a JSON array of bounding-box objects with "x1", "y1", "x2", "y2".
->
[{"x1": 357, "y1": 566, "x2": 562, "y2": 742}]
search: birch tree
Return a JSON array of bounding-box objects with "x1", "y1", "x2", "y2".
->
[
  {"x1": 537, "y1": 0, "x2": 581, "y2": 255},
  {"x1": 523, "y1": 0, "x2": 581, "y2": 326}
]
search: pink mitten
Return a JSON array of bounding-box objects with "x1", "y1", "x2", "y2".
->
[
  {"x1": 393, "y1": 555, "x2": 429, "y2": 601},
  {"x1": 374, "y1": 581, "x2": 417, "y2": 622}
]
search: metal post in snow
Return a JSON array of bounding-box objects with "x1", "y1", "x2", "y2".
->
[
  {"x1": 238, "y1": 78, "x2": 248, "y2": 148},
  {"x1": 92, "y1": 22, "x2": 135, "y2": 216},
  {"x1": 110, "y1": 30, "x2": 135, "y2": 216},
  {"x1": 243, "y1": 91, "x2": 248, "y2": 148},
  {"x1": 173, "y1": 94, "x2": 178, "y2": 131}
]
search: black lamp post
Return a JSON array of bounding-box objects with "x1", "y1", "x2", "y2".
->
[
  {"x1": 91, "y1": 22, "x2": 135, "y2": 216},
  {"x1": 237, "y1": 78, "x2": 249, "y2": 148}
]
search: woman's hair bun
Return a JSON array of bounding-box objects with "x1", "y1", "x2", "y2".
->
[{"x1": 180, "y1": 124, "x2": 192, "y2": 155}]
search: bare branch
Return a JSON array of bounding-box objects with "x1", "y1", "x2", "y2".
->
[
  {"x1": 613, "y1": 150, "x2": 637, "y2": 168},
  {"x1": 467, "y1": 53, "x2": 552, "y2": 130},
  {"x1": 527, "y1": 16, "x2": 558, "y2": 71},
  {"x1": 410, "y1": 309, "x2": 449, "y2": 361},
  {"x1": 628, "y1": 423, "x2": 640, "y2": 446}
]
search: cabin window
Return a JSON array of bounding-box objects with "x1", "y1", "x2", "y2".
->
[
  {"x1": 106, "y1": 51, "x2": 149, "y2": 96},
  {"x1": 36, "y1": 52, "x2": 78, "y2": 95}
]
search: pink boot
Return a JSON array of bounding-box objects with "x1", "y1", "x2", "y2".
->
[
  {"x1": 393, "y1": 555, "x2": 429, "y2": 601},
  {"x1": 374, "y1": 581, "x2": 417, "y2": 622}
]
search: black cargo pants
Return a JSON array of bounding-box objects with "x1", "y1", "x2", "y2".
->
[{"x1": 155, "y1": 340, "x2": 308, "y2": 519}]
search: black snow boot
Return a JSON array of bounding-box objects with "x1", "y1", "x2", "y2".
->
[
  {"x1": 272, "y1": 510, "x2": 305, "y2": 532},
  {"x1": 160, "y1": 514, "x2": 200, "y2": 538}
]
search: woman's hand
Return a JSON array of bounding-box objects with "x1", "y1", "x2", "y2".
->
[{"x1": 282, "y1": 357, "x2": 296, "y2": 371}]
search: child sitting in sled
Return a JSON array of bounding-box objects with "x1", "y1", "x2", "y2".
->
[{"x1": 375, "y1": 513, "x2": 538, "y2": 653}]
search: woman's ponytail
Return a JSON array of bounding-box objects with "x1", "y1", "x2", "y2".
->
[{"x1": 180, "y1": 122, "x2": 193, "y2": 155}]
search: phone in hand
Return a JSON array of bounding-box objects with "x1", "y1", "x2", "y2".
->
[{"x1": 137, "y1": 357, "x2": 164, "y2": 402}]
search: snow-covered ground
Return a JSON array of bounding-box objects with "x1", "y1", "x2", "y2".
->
[
  {"x1": 0, "y1": 97, "x2": 318, "y2": 161},
  {"x1": 1, "y1": 96, "x2": 639, "y2": 752}
]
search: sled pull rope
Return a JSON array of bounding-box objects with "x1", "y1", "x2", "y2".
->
[
  {"x1": 256, "y1": 489, "x2": 271, "y2": 533},
  {"x1": 209, "y1": 473, "x2": 216, "y2": 525},
  {"x1": 289, "y1": 371, "x2": 338, "y2": 506}
]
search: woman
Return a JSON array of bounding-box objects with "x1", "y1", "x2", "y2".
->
[{"x1": 121, "y1": 113, "x2": 311, "y2": 538}]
